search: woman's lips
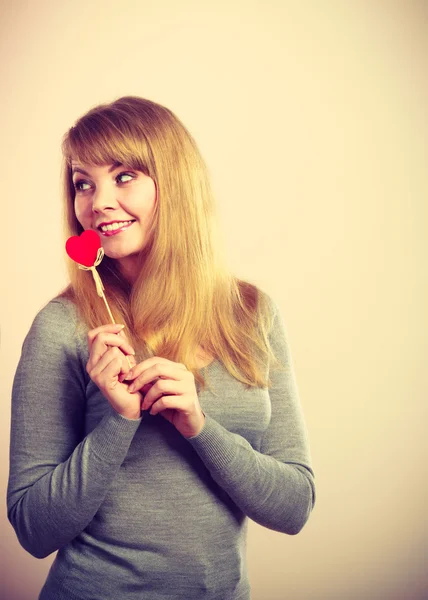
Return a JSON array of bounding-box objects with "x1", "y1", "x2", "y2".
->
[{"x1": 99, "y1": 222, "x2": 134, "y2": 237}]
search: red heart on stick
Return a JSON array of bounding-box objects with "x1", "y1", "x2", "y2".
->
[{"x1": 65, "y1": 230, "x2": 101, "y2": 267}]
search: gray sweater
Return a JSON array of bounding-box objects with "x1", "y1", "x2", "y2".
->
[{"x1": 7, "y1": 294, "x2": 315, "y2": 600}]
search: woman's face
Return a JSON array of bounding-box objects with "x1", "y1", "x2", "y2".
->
[{"x1": 72, "y1": 161, "x2": 157, "y2": 282}]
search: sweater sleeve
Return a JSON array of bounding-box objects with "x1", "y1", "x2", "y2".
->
[
  {"x1": 186, "y1": 295, "x2": 316, "y2": 535},
  {"x1": 6, "y1": 299, "x2": 143, "y2": 559}
]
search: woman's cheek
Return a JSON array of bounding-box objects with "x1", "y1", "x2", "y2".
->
[{"x1": 74, "y1": 200, "x2": 88, "y2": 226}]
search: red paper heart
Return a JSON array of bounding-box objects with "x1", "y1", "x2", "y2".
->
[{"x1": 65, "y1": 230, "x2": 101, "y2": 267}]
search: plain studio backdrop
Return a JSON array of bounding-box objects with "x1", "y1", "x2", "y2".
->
[{"x1": 1, "y1": 1, "x2": 426, "y2": 599}]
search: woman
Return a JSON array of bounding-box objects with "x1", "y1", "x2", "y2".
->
[{"x1": 7, "y1": 96, "x2": 316, "y2": 600}]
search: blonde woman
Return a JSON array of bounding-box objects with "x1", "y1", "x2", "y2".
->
[{"x1": 7, "y1": 96, "x2": 316, "y2": 600}]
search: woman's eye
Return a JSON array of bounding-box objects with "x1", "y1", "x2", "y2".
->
[
  {"x1": 74, "y1": 180, "x2": 90, "y2": 192},
  {"x1": 117, "y1": 172, "x2": 134, "y2": 183}
]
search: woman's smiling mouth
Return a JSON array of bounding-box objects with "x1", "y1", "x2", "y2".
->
[{"x1": 97, "y1": 220, "x2": 136, "y2": 236}]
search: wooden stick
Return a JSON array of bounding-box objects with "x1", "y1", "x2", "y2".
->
[
  {"x1": 100, "y1": 291, "x2": 132, "y2": 369},
  {"x1": 102, "y1": 292, "x2": 116, "y2": 324}
]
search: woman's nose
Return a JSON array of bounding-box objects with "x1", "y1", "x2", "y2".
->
[{"x1": 91, "y1": 186, "x2": 118, "y2": 212}]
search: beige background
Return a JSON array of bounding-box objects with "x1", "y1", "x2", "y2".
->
[{"x1": 1, "y1": 1, "x2": 427, "y2": 598}]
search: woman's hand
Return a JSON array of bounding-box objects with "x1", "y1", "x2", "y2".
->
[
  {"x1": 126, "y1": 357, "x2": 206, "y2": 438},
  {"x1": 86, "y1": 323, "x2": 143, "y2": 420}
]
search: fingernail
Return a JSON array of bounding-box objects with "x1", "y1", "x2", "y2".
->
[{"x1": 116, "y1": 324, "x2": 125, "y2": 330}]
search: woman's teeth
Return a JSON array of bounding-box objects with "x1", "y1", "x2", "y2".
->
[{"x1": 100, "y1": 220, "x2": 133, "y2": 232}]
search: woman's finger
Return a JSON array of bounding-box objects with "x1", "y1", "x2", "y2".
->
[
  {"x1": 88, "y1": 346, "x2": 124, "y2": 382},
  {"x1": 126, "y1": 358, "x2": 187, "y2": 385},
  {"x1": 91, "y1": 332, "x2": 135, "y2": 356},
  {"x1": 87, "y1": 323, "x2": 125, "y2": 350},
  {"x1": 142, "y1": 379, "x2": 186, "y2": 412},
  {"x1": 87, "y1": 344, "x2": 132, "y2": 380},
  {"x1": 87, "y1": 333, "x2": 134, "y2": 373},
  {"x1": 129, "y1": 357, "x2": 187, "y2": 378},
  {"x1": 149, "y1": 395, "x2": 177, "y2": 416},
  {"x1": 128, "y1": 362, "x2": 186, "y2": 393}
]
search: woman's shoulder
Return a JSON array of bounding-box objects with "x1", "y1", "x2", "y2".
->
[
  {"x1": 257, "y1": 287, "x2": 277, "y2": 312},
  {"x1": 254, "y1": 287, "x2": 279, "y2": 328},
  {"x1": 35, "y1": 295, "x2": 78, "y2": 322},
  {"x1": 28, "y1": 295, "x2": 82, "y2": 345},
  {"x1": 19, "y1": 296, "x2": 88, "y2": 377},
  {"x1": 237, "y1": 279, "x2": 278, "y2": 316}
]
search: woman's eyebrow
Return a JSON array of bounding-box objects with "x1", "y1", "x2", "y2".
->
[{"x1": 71, "y1": 162, "x2": 123, "y2": 177}]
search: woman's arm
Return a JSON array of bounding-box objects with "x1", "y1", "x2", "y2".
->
[
  {"x1": 6, "y1": 300, "x2": 142, "y2": 559},
  {"x1": 186, "y1": 296, "x2": 316, "y2": 535}
]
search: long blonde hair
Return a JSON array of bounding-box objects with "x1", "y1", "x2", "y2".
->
[{"x1": 59, "y1": 96, "x2": 283, "y2": 393}]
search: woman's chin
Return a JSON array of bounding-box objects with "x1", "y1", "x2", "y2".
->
[{"x1": 103, "y1": 250, "x2": 125, "y2": 260}]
